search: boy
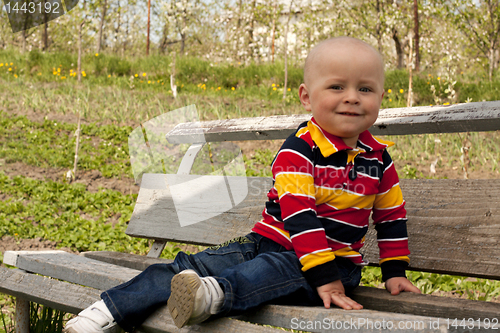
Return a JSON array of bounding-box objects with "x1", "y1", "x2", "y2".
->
[{"x1": 64, "y1": 37, "x2": 420, "y2": 333}]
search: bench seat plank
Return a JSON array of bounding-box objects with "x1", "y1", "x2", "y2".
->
[
  {"x1": 82, "y1": 251, "x2": 173, "y2": 271},
  {"x1": 4, "y1": 250, "x2": 500, "y2": 325},
  {"x1": 166, "y1": 101, "x2": 500, "y2": 144},
  {"x1": 4, "y1": 251, "x2": 141, "y2": 291},
  {"x1": 0, "y1": 267, "x2": 284, "y2": 333}
]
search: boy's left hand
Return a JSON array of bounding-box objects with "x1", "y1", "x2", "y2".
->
[{"x1": 385, "y1": 277, "x2": 421, "y2": 295}]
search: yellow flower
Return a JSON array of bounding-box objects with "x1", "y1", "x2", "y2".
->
[
  {"x1": 148, "y1": 80, "x2": 151, "y2": 84},
  {"x1": 38, "y1": 73, "x2": 41, "y2": 76},
  {"x1": 61, "y1": 76, "x2": 66, "y2": 79},
  {"x1": 8, "y1": 68, "x2": 12, "y2": 71},
  {"x1": 10, "y1": 62, "x2": 13, "y2": 66},
  {"x1": 57, "y1": 68, "x2": 61, "y2": 72},
  {"x1": 53, "y1": 71, "x2": 57, "y2": 75},
  {"x1": 14, "y1": 74, "x2": 18, "y2": 78},
  {"x1": 108, "y1": 74, "x2": 111, "y2": 78},
  {"x1": 399, "y1": 89, "x2": 404, "y2": 93},
  {"x1": 82, "y1": 71, "x2": 86, "y2": 77},
  {"x1": 273, "y1": 87, "x2": 277, "y2": 91},
  {"x1": 443, "y1": 102, "x2": 450, "y2": 105},
  {"x1": 142, "y1": 73, "x2": 146, "y2": 77},
  {"x1": 0, "y1": 63, "x2": 3, "y2": 67},
  {"x1": 272, "y1": 83, "x2": 275, "y2": 87},
  {"x1": 387, "y1": 89, "x2": 392, "y2": 93},
  {"x1": 287, "y1": 88, "x2": 291, "y2": 91},
  {"x1": 389, "y1": 98, "x2": 392, "y2": 102},
  {"x1": 427, "y1": 82, "x2": 430, "y2": 84},
  {"x1": 135, "y1": 74, "x2": 138, "y2": 77},
  {"x1": 231, "y1": 87, "x2": 235, "y2": 91},
  {"x1": 437, "y1": 77, "x2": 440, "y2": 80},
  {"x1": 95, "y1": 53, "x2": 99, "y2": 57}
]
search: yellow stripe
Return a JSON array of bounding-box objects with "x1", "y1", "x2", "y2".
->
[
  {"x1": 258, "y1": 221, "x2": 291, "y2": 242},
  {"x1": 379, "y1": 256, "x2": 410, "y2": 264},
  {"x1": 295, "y1": 126, "x2": 309, "y2": 138},
  {"x1": 316, "y1": 187, "x2": 375, "y2": 208},
  {"x1": 373, "y1": 136, "x2": 394, "y2": 148},
  {"x1": 275, "y1": 173, "x2": 315, "y2": 198},
  {"x1": 346, "y1": 150, "x2": 360, "y2": 164},
  {"x1": 374, "y1": 185, "x2": 404, "y2": 209},
  {"x1": 333, "y1": 247, "x2": 359, "y2": 257},
  {"x1": 307, "y1": 121, "x2": 338, "y2": 157},
  {"x1": 300, "y1": 250, "x2": 336, "y2": 271}
]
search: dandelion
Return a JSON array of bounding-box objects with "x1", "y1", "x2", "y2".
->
[
  {"x1": 272, "y1": 83, "x2": 275, "y2": 87},
  {"x1": 387, "y1": 89, "x2": 392, "y2": 93},
  {"x1": 148, "y1": 80, "x2": 151, "y2": 84},
  {"x1": 142, "y1": 73, "x2": 146, "y2": 77},
  {"x1": 231, "y1": 87, "x2": 235, "y2": 91},
  {"x1": 399, "y1": 89, "x2": 404, "y2": 94},
  {"x1": 14, "y1": 74, "x2": 18, "y2": 78},
  {"x1": 95, "y1": 53, "x2": 99, "y2": 57},
  {"x1": 273, "y1": 87, "x2": 277, "y2": 91},
  {"x1": 0, "y1": 63, "x2": 3, "y2": 67},
  {"x1": 8, "y1": 68, "x2": 12, "y2": 71},
  {"x1": 437, "y1": 77, "x2": 440, "y2": 81},
  {"x1": 389, "y1": 98, "x2": 392, "y2": 102},
  {"x1": 82, "y1": 71, "x2": 86, "y2": 77},
  {"x1": 10, "y1": 62, "x2": 13, "y2": 66},
  {"x1": 57, "y1": 68, "x2": 61, "y2": 73},
  {"x1": 108, "y1": 74, "x2": 111, "y2": 78},
  {"x1": 61, "y1": 76, "x2": 66, "y2": 79},
  {"x1": 287, "y1": 88, "x2": 291, "y2": 91},
  {"x1": 427, "y1": 82, "x2": 430, "y2": 84},
  {"x1": 134, "y1": 74, "x2": 138, "y2": 77},
  {"x1": 38, "y1": 73, "x2": 41, "y2": 76},
  {"x1": 443, "y1": 102, "x2": 450, "y2": 105}
]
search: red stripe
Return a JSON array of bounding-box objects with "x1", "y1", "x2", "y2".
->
[{"x1": 378, "y1": 239, "x2": 410, "y2": 259}]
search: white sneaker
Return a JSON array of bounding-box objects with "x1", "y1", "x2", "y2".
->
[
  {"x1": 64, "y1": 300, "x2": 121, "y2": 333},
  {"x1": 167, "y1": 269, "x2": 224, "y2": 328}
]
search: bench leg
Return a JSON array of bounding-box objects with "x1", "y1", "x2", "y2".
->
[{"x1": 15, "y1": 297, "x2": 30, "y2": 333}]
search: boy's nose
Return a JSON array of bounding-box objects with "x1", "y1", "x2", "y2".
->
[{"x1": 343, "y1": 89, "x2": 360, "y2": 104}]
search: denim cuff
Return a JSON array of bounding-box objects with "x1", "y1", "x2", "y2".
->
[
  {"x1": 381, "y1": 260, "x2": 408, "y2": 282},
  {"x1": 302, "y1": 260, "x2": 340, "y2": 288}
]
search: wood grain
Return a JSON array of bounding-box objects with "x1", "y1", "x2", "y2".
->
[{"x1": 166, "y1": 101, "x2": 500, "y2": 144}]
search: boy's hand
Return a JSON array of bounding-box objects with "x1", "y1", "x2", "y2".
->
[
  {"x1": 316, "y1": 280, "x2": 363, "y2": 310},
  {"x1": 385, "y1": 277, "x2": 421, "y2": 295}
]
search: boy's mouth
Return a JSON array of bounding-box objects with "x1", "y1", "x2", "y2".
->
[{"x1": 338, "y1": 112, "x2": 360, "y2": 116}]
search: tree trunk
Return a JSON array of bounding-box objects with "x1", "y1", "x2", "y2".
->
[
  {"x1": 392, "y1": 29, "x2": 404, "y2": 69},
  {"x1": 97, "y1": 0, "x2": 108, "y2": 53},
  {"x1": 248, "y1": 0, "x2": 257, "y2": 60},
  {"x1": 414, "y1": 0, "x2": 420, "y2": 72},
  {"x1": 42, "y1": 22, "x2": 48, "y2": 51},
  {"x1": 146, "y1": 0, "x2": 151, "y2": 56},
  {"x1": 271, "y1": 0, "x2": 277, "y2": 63}
]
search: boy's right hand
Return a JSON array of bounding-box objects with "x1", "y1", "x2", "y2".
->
[{"x1": 316, "y1": 280, "x2": 363, "y2": 310}]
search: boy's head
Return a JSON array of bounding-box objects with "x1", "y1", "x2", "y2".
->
[{"x1": 299, "y1": 37, "x2": 385, "y2": 147}]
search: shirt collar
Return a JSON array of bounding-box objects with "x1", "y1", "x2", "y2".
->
[{"x1": 307, "y1": 117, "x2": 394, "y2": 157}]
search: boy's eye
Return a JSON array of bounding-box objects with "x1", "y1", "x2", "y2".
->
[
  {"x1": 359, "y1": 87, "x2": 372, "y2": 92},
  {"x1": 330, "y1": 85, "x2": 342, "y2": 90}
]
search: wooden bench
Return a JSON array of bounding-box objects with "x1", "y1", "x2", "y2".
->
[{"x1": 1, "y1": 101, "x2": 500, "y2": 333}]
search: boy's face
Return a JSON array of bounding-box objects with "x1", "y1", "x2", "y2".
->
[{"x1": 299, "y1": 39, "x2": 385, "y2": 147}]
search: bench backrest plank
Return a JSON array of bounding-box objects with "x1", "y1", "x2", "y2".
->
[
  {"x1": 127, "y1": 175, "x2": 500, "y2": 280},
  {"x1": 166, "y1": 101, "x2": 500, "y2": 144}
]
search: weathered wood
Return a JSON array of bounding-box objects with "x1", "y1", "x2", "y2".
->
[
  {"x1": 82, "y1": 251, "x2": 172, "y2": 271},
  {"x1": 0, "y1": 267, "x2": 284, "y2": 333},
  {"x1": 166, "y1": 101, "x2": 500, "y2": 144},
  {"x1": 4, "y1": 251, "x2": 141, "y2": 290},
  {"x1": 237, "y1": 304, "x2": 492, "y2": 333},
  {"x1": 351, "y1": 286, "x2": 500, "y2": 321},
  {"x1": 127, "y1": 175, "x2": 500, "y2": 279},
  {"x1": 0, "y1": 267, "x2": 101, "y2": 315}
]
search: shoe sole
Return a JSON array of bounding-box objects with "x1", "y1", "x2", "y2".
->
[{"x1": 167, "y1": 273, "x2": 200, "y2": 328}]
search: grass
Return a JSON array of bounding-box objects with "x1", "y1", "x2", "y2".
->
[{"x1": 0, "y1": 50, "x2": 500, "y2": 331}]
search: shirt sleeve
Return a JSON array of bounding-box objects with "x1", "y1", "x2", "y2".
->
[
  {"x1": 273, "y1": 136, "x2": 340, "y2": 287},
  {"x1": 372, "y1": 149, "x2": 410, "y2": 281}
]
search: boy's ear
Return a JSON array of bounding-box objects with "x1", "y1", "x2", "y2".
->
[{"x1": 299, "y1": 83, "x2": 312, "y2": 111}]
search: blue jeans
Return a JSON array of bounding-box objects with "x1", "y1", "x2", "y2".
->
[{"x1": 101, "y1": 233, "x2": 362, "y2": 332}]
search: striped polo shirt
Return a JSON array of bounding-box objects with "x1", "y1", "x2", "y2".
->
[{"x1": 252, "y1": 118, "x2": 410, "y2": 286}]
